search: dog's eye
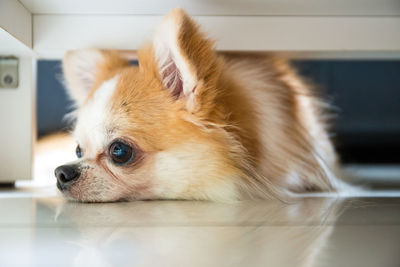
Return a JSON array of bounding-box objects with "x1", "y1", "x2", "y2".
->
[
  {"x1": 75, "y1": 145, "x2": 82, "y2": 158},
  {"x1": 109, "y1": 140, "x2": 135, "y2": 165}
]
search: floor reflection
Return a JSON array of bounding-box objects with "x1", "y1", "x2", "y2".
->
[{"x1": 32, "y1": 198, "x2": 344, "y2": 267}]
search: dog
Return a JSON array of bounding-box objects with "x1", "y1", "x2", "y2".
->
[{"x1": 55, "y1": 8, "x2": 348, "y2": 202}]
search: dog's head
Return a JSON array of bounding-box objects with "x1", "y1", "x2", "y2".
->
[{"x1": 55, "y1": 9, "x2": 245, "y2": 202}]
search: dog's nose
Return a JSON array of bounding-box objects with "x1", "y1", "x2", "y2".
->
[{"x1": 55, "y1": 164, "x2": 80, "y2": 189}]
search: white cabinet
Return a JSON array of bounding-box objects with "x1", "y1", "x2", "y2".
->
[{"x1": 0, "y1": 0, "x2": 34, "y2": 182}]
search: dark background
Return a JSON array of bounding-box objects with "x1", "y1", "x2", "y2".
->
[{"x1": 37, "y1": 60, "x2": 400, "y2": 164}]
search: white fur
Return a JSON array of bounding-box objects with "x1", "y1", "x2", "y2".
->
[
  {"x1": 73, "y1": 76, "x2": 118, "y2": 158},
  {"x1": 152, "y1": 143, "x2": 239, "y2": 202},
  {"x1": 296, "y1": 89, "x2": 358, "y2": 193},
  {"x1": 296, "y1": 93, "x2": 336, "y2": 168},
  {"x1": 153, "y1": 13, "x2": 197, "y2": 97},
  {"x1": 285, "y1": 171, "x2": 303, "y2": 188},
  {"x1": 63, "y1": 49, "x2": 104, "y2": 106}
]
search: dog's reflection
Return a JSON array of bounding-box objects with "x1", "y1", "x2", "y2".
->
[{"x1": 41, "y1": 198, "x2": 344, "y2": 267}]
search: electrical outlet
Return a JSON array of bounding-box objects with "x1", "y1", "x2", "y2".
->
[{"x1": 0, "y1": 56, "x2": 18, "y2": 89}]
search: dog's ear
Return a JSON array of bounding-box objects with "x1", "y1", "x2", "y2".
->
[
  {"x1": 149, "y1": 8, "x2": 220, "y2": 114},
  {"x1": 63, "y1": 49, "x2": 128, "y2": 106}
]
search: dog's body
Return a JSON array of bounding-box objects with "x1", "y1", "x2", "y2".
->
[{"x1": 55, "y1": 9, "x2": 347, "y2": 202}]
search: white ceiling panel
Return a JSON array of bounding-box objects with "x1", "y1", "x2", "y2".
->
[
  {"x1": 20, "y1": 0, "x2": 400, "y2": 16},
  {"x1": 33, "y1": 15, "x2": 400, "y2": 58}
]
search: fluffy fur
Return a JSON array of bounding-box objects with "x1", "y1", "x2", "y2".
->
[{"x1": 58, "y1": 8, "x2": 347, "y2": 202}]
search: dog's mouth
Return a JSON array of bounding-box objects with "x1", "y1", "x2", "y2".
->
[
  {"x1": 56, "y1": 180, "x2": 64, "y2": 191},
  {"x1": 55, "y1": 179, "x2": 77, "y2": 200},
  {"x1": 56, "y1": 179, "x2": 76, "y2": 192}
]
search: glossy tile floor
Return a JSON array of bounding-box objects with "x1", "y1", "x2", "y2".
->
[
  {"x1": 0, "y1": 134, "x2": 399, "y2": 267},
  {"x1": 1, "y1": 188, "x2": 400, "y2": 267}
]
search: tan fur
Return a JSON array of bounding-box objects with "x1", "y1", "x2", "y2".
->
[{"x1": 59, "y1": 8, "x2": 346, "y2": 202}]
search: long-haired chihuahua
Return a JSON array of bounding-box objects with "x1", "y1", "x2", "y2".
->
[{"x1": 55, "y1": 9, "x2": 349, "y2": 202}]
